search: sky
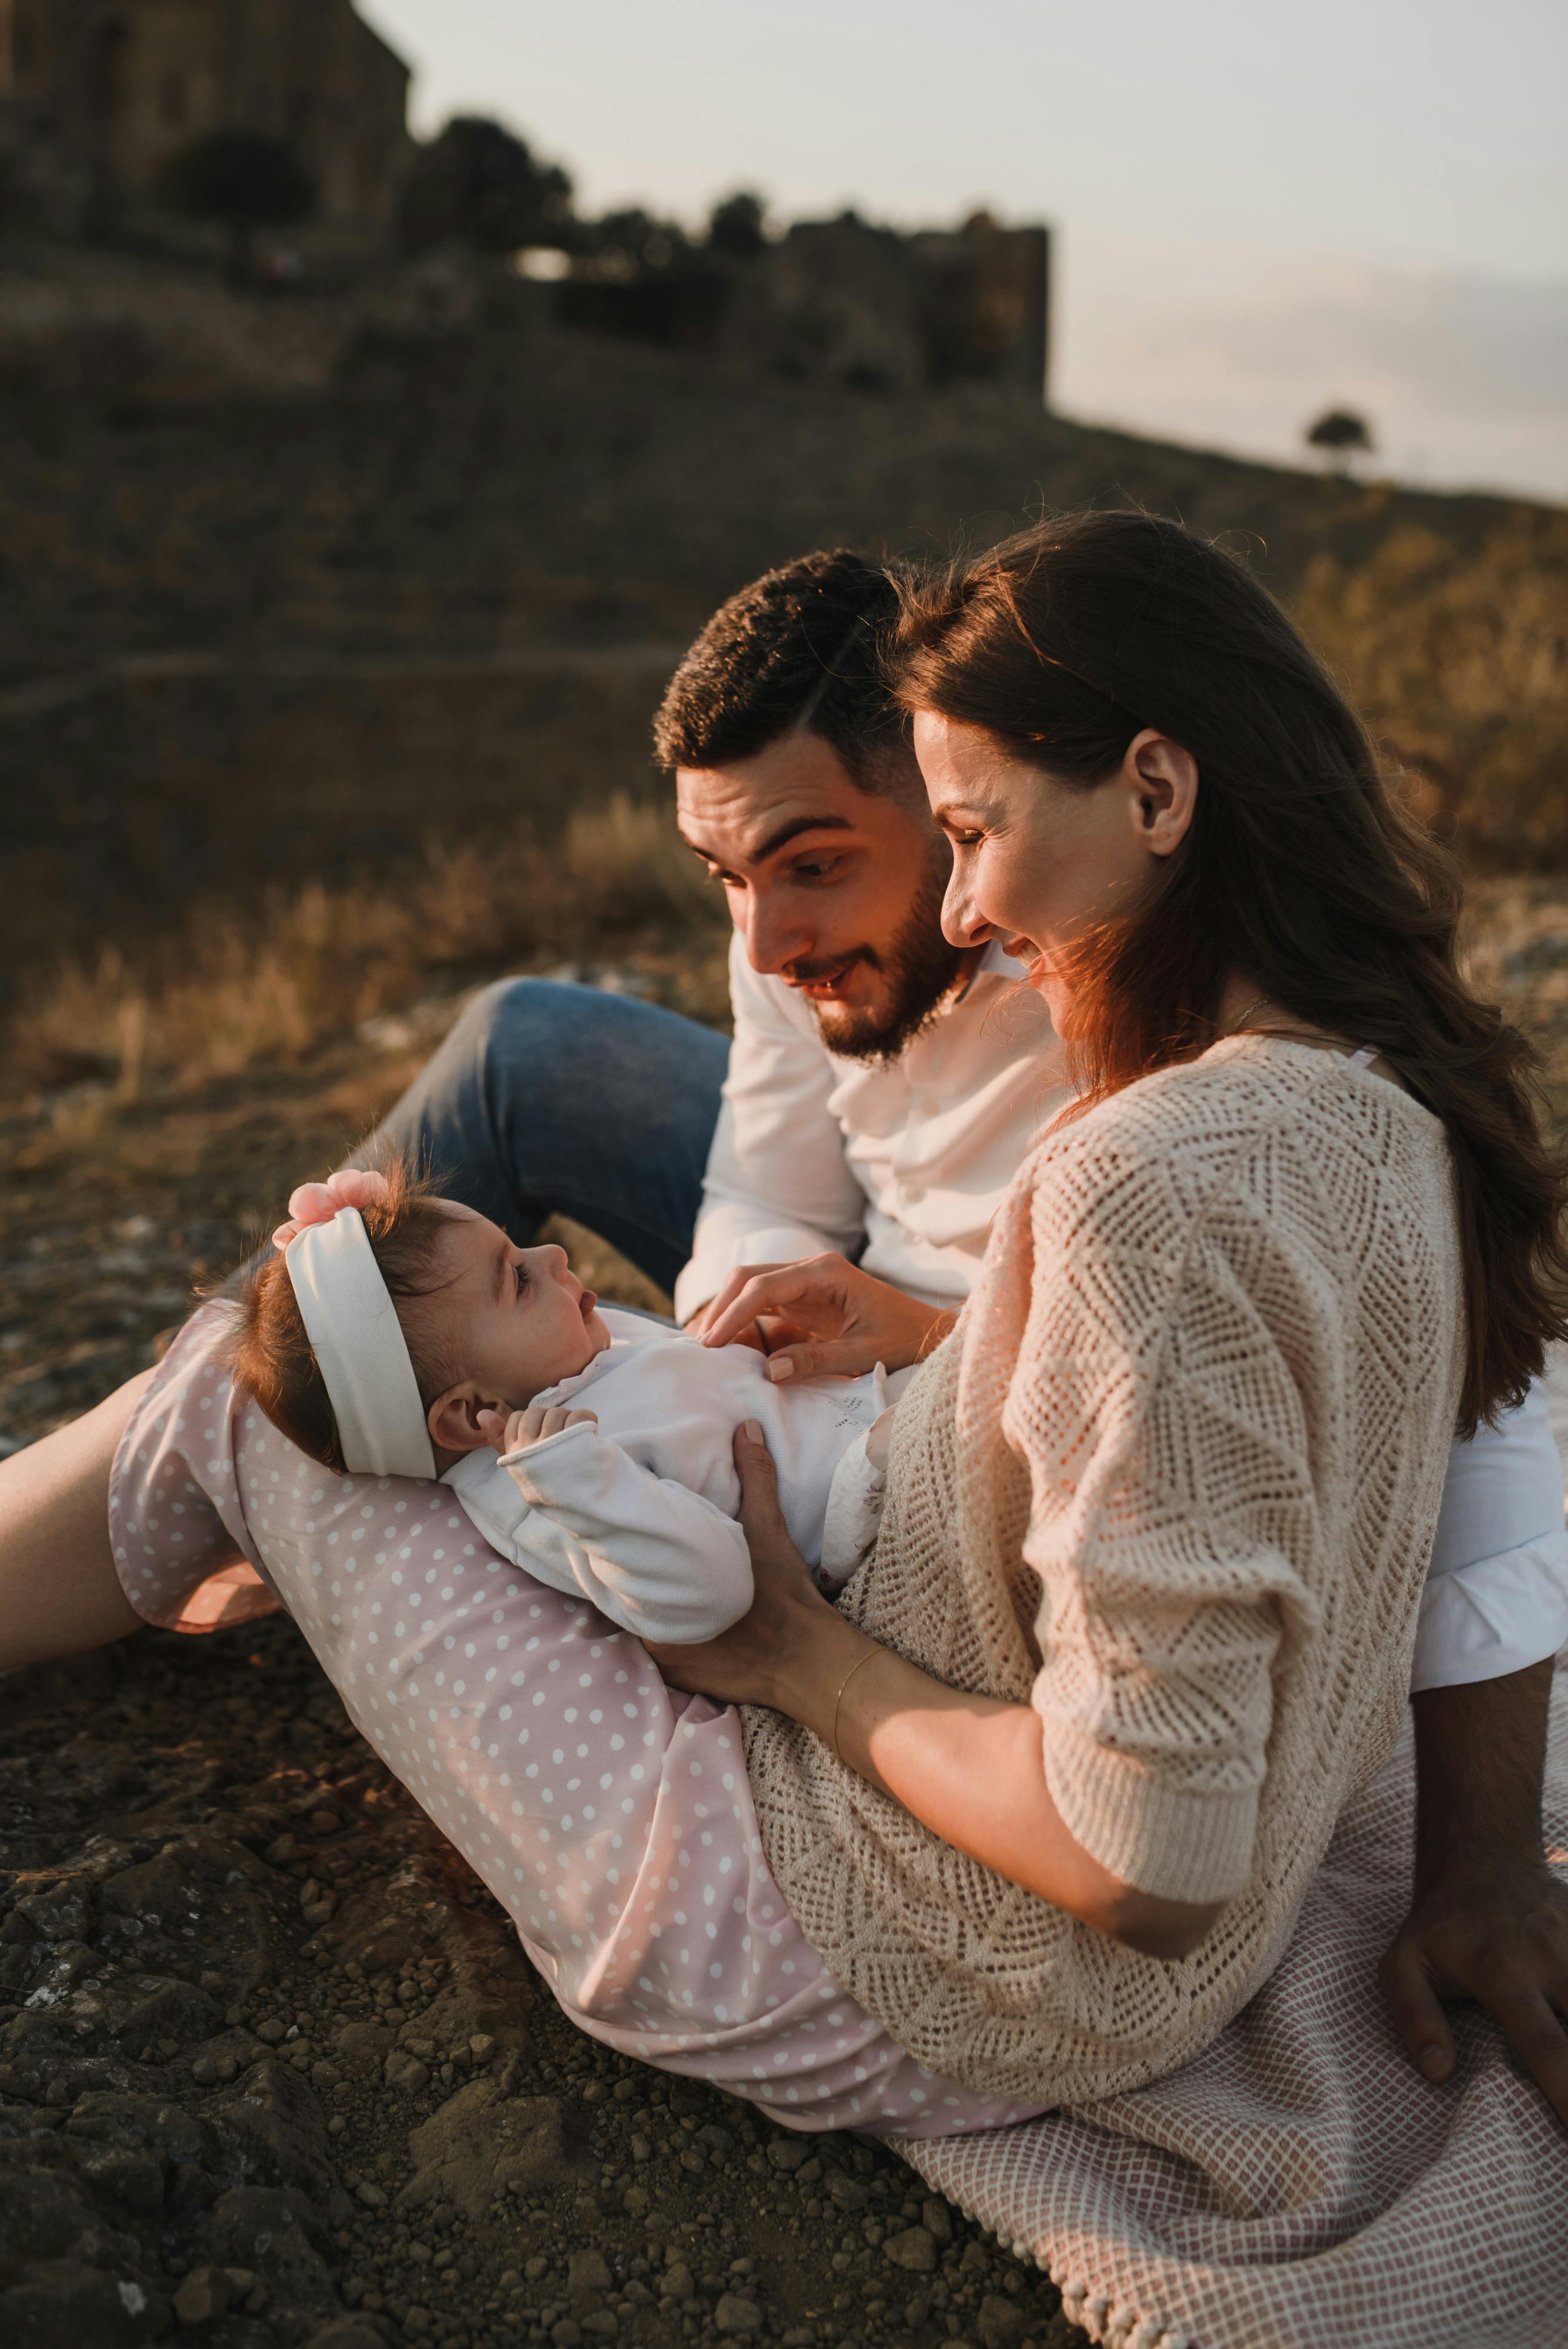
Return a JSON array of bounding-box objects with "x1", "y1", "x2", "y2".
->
[{"x1": 360, "y1": 0, "x2": 1568, "y2": 502}]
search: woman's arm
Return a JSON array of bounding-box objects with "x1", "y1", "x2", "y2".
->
[
  {"x1": 0, "y1": 1370, "x2": 152, "y2": 1671},
  {"x1": 649, "y1": 1425, "x2": 1223, "y2": 1961}
]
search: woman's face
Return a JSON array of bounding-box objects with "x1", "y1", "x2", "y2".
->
[{"x1": 912, "y1": 710, "x2": 1198, "y2": 1037}]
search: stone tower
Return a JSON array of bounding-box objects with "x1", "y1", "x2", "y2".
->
[{"x1": 0, "y1": 0, "x2": 411, "y2": 229}]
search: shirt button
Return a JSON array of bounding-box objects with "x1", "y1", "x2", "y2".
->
[
  {"x1": 901, "y1": 1182, "x2": 926, "y2": 1204},
  {"x1": 917, "y1": 1095, "x2": 940, "y2": 1118}
]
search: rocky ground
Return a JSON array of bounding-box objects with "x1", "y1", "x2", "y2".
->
[
  {"x1": 1, "y1": 1620, "x2": 1079, "y2": 2349},
  {"x1": 0, "y1": 944, "x2": 1086, "y2": 2349},
  {"x1": 5, "y1": 881, "x2": 1568, "y2": 2349}
]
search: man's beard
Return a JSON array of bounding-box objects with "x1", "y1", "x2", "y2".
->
[{"x1": 788, "y1": 845, "x2": 966, "y2": 1065}]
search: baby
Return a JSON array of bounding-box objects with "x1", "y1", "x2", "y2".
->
[{"x1": 228, "y1": 1165, "x2": 901, "y2": 1643}]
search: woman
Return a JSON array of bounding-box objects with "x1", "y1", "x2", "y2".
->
[{"x1": 5, "y1": 512, "x2": 1564, "y2": 2124}]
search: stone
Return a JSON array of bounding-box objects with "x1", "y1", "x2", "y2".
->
[
  {"x1": 977, "y1": 2294, "x2": 1029, "y2": 2349},
  {"x1": 921, "y1": 2196, "x2": 954, "y2": 2244},
  {"x1": 209, "y1": 2057, "x2": 346, "y2": 2213},
  {"x1": 766, "y1": 2138, "x2": 807, "y2": 2173},
  {"x1": 883, "y1": 2227, "x2": 938, "y2": 2274},
  {"x1": 826, "y1": 2172, "x2": 869, "y2": 2212},
  {"x1": 383, "y1": 2050, "x2": 430, "y2": 2092},
  {"x1": 332, "y1": 2021, "x2": 392, "y2": 2080},
  {"x1": 356, "y1": 2182, "x2": 388, "y2": 2209},
  {"x1": 567, "y1": 2247, "x2": 611, "y2": 2298},
  {"x1": 662, "y1": 2260, "x2": 695, "y2": 2303},
  {"x1": 174, "y1": 2265, "x2": 234, "y2": 2323},
  {"x1": 0, "y1": 2257, "x2": 167, "y2": 2345},
  {"x1": 399, "y1": 2079, "x2": 566, "y2": 2222},
  {"x1": 206, "y1": 2185, "x2": 337, "y2": 2315},
  {"x1": 714, "y1": 2293, "x2": 762, "y2": 2335},
  {"x1": 306, "y1": 2325, "x2": 388, "y2": 2349}
]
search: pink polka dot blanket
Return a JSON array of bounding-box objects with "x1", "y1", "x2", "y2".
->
[{"x1": 111, "y1": 1305, "x2": 1568, "y2": 2346}]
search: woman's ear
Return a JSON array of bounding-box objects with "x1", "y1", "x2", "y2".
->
[
  {"x1": 426, "y1": 1383, "x2": 507, "y2": 1456},
  {"x1": 1123, "y1": 729, "x2": 1199, "y2": 858}
]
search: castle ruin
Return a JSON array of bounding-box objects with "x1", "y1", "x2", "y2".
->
[{"x1": 0, "y1": 0, "x2": 410, "y2": 232}]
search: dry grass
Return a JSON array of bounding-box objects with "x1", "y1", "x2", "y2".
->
[
  {"x1": 8, "y1": 794, "x2": 729, "y2": 1102},
  {"x1": 1293, "y1": 513, "x2": 1568, "y2": 864}
]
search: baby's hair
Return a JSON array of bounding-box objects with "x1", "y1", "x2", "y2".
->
[{"x1": 228, "y1": 1157, "x2": 459, "y2": 1471}]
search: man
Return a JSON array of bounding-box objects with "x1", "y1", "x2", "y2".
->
[{"x1": 380, "y1": 547, "x2": 1568, "y2": 2120}]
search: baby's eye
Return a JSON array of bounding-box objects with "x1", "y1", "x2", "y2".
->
[{"x1": 513, "y1": 1263, "x2": 529, "y2": 1295}]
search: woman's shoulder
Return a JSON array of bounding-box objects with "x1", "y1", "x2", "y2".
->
[{"x1": 1015, "y1": 1036, "x2": 1443, "y2": 1233}]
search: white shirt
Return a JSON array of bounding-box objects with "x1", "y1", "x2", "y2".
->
[
  {"x1": 676, "y1": 924, "x2": 1568, "y2": 1692},
  {"x1": 675, "y1": 930, "x2": 1069, "y2": 1320},
  {"x1": 444, "y1": 1311, "x2": 893, "y2": 1644}
]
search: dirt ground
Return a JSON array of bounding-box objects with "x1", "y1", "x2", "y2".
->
[
  {"x1": 0, "y1": 942, "x2": 1087, "y2": 2349},
  {"x1": 6, "y1": 885, "x2": 1568, "y2": 2349}
]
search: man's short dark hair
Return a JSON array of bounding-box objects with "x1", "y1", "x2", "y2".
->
[{"x1": 652, "y1": 548, "x2": 917, "y2": 795}]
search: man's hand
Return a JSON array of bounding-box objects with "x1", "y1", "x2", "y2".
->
[
  {"x1": 1380, "y1": 1854, "x2": 1568, "y2": 2118},
  {"x1": 477, "y1": 1405, "x2": 598, "y2": 1454},
  {"x1": 1381, "y1": 1660, "x2": 1568, "y2": 2124}
]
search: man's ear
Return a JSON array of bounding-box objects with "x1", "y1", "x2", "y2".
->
[
  {"x1": 1123, "y1": 729, "x2": 1199, "y2": 857},
  {"x1": 427, "y1": 1383, "x2": 507, "y2": 1456}
]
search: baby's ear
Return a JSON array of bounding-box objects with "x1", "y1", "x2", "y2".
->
[{"x1": 427, "y1": 1384, "x2": 504, "y2": 1456}]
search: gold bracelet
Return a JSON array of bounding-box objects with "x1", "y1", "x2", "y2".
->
[{"x1": 832, "y1": 1646, "x2": 883, "y2": 1766}]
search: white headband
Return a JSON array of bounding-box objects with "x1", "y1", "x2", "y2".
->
[{"x1": 285, "y1": 1207, "x2": 436, "y2": 1479}]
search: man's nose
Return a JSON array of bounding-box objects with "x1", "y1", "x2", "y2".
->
[{"x1": 742, "y1": 889, "x2": 813, "y2": 976}]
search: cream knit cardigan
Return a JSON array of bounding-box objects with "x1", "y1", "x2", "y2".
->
[{"x1": 742, "y1": 1036, "x2": 1465, "y2": 2104}]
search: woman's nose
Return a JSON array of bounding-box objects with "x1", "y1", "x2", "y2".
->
[{"x1": 941, "y1": 865, "x2": 993, "y2": 950}]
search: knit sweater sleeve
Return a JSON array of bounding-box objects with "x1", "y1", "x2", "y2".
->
[{"x1": 1008, "y1": 1127, "x2": 1324, "y2": 1904}]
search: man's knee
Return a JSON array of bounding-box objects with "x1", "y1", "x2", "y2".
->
[{"x1": 444, "y1": 977, "x2": 587, "y2": 1091}]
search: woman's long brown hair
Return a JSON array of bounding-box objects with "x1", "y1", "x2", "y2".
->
[{"x1": 890, "y1": 509, "x2": 1568, "y2": 1433}]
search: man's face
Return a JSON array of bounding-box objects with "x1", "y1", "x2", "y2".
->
[{"x1": 676, "y1": 729, "x2": 965, "y2": 1061}]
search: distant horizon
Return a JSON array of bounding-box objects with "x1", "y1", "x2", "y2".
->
[{"x1": 358, "y1": 0, "x2": 1568, "y2": 507}]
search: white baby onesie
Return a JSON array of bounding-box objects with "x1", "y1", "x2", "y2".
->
[{"x1": 443, "y1": 1310, "x2": 901, "y2": 1643}]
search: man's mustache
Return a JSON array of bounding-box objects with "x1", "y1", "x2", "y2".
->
[{"x1": 781, "y1": 945, "x2": 882, "y2": 985}]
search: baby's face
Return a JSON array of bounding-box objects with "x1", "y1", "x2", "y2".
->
[{"x1": 418, "y1": 1206, "x2": 610, "y2": 1412}]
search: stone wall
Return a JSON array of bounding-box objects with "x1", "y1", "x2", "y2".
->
[
  {"x1": 0, "y1": 0, "x2": 410, "y2": 230},
  {"x1": 718, "y1": 209, "x2": 1051, "y2": 400}
]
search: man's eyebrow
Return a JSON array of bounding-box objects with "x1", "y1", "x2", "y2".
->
[{"x1": 681, "y1": 813, "x2": 856, "y2": 870}]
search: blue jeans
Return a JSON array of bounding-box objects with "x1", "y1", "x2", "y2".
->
[{"x1": 369, "y1": 978, "x2": 731, "y2": 1298}]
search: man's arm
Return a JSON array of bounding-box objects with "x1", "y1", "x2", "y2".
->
[
  {"x1": 1381, "y1": 1661, "x2": 1568, "y2": 2123},
  {"x1": 1385, "y1": 1386, "x2": 1568, "y2": 2121},
  {"x1": 672, "y1": 930, "x2": 870, "y2": 1325}
]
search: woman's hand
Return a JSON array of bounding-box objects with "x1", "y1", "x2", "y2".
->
[
  {"x1": 646, "y1": 1422, "x2": 852, "y2": 1709},
  {"x1": 699, "y1": 1256, "x2": 956, "y2": 1382}
]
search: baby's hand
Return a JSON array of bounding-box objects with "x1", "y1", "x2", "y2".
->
[{"x1": 479, "y1": 1405, "x2": 598, "y2": 1454}]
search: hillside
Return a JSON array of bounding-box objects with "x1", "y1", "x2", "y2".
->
[{"x1": 2, "y1": 266, "x2": 1565, "y2": 1005}]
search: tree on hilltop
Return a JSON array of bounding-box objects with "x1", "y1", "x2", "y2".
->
[
  {"x1": 397, "y1": 117, "x2": 575, "y2": 258},
  {"x1": 165, "y1": 132, "x2": 315, "y2": 284},
  {"x1": 708, "y1": 190, "x2": 768, "y2": 257},
  {"x1": 1305, "y1": 408, "x2": 1376, "y2": 468}
]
